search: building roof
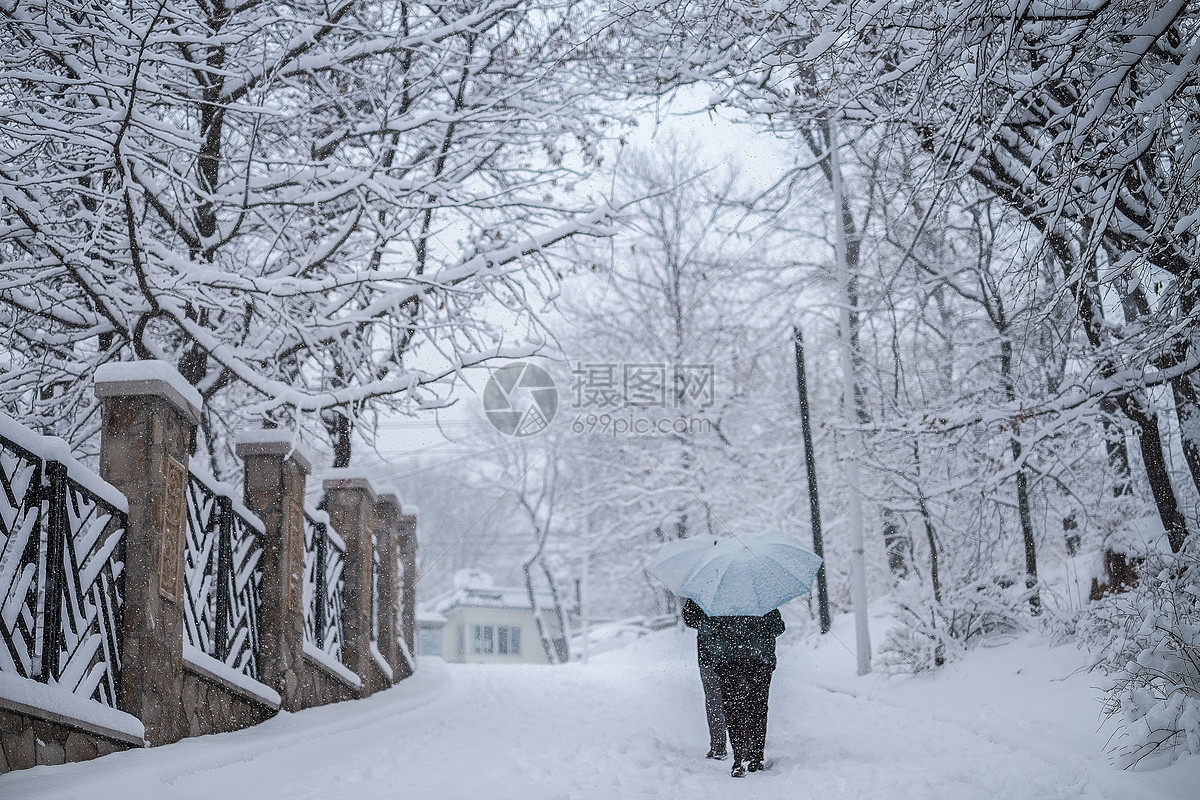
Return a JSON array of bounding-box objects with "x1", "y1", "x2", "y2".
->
[
  {"x1": 430, "y1": 585, "x2": 558, "y2": 614},
  {"x1": 417, "y1": 609, "x2": 447, "y2": 625},
  {"x1": 423, "y1": 569, "x2": 557, "y2": 615}
]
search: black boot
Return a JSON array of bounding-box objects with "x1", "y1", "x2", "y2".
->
[{"x1": 730, "y1": 760, "x2": 745, "y2": 778}]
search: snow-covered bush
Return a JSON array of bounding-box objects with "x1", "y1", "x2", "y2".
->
[
  {"x1": 1093, "y1": 540, "x2": 1200, "y2": 767},
  {"x1": 879, "y1": 575, "x2": 1031, "y2": 673}
]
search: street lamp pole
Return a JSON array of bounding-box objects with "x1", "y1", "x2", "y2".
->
[{"x1": 829, "y1": 115, "x2": 872, "y2": 675}]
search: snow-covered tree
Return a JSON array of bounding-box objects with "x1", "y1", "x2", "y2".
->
[
  {"x1": 614, "y1": 0, "x2": 1200, "y2": 551},
  {"x1": 0, "y1": 0, "x2": 615, "y2": 466}
]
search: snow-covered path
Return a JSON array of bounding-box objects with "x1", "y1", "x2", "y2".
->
[{"x1": 3, "y1": 627, "x2": 1197, "y2": 800}]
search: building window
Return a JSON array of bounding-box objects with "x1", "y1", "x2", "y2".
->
[
  {"x1": 497, "y1": 625, "x2": 521, "y2": 655},
  {"x1": 471, "y1": 625, "x2": 521, "y2": 655}
]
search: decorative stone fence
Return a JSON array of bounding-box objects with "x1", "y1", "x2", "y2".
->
[{"x1": 0, "y1": 362, "x2": 418, "y2": 772}]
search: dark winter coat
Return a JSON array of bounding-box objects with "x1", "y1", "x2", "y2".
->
[
  {"x1": 682, "y1": 599, "x2": 715, "y2": 666},
  {"x1": 696, "y1": 609, "x2": 785, "y2": 670},
  {"x1": 682, "y1": 598, "x2": 706, "y2": 630}
]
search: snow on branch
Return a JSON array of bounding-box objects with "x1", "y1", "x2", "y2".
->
[{"x1": 0, "y1": 0, "x2": 620, "y2": 458}]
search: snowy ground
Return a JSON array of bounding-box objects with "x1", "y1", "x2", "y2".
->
[{"x1": 4, "y1": 611, "x2": 1198, "y2": 800}]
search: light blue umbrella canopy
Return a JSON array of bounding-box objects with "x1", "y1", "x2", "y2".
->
[
  {"x1": 654, "y1": 532, "x2": 823, "y2": 617},
  {"x1": 647, "y1": 536, "x2": 720, "y2": 595}
]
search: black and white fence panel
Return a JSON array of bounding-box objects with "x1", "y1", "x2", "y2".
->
[
  {"x1": 302, "y1": 508, "x2": 346, "y2": 662},
  {"x1": 0, "y1": 419, "x2": 127, "y2": 709},
  {"x1": 183, "y1": 470, "x2": 264, "y2": 681}
]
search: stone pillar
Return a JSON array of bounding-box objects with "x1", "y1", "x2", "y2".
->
[
  {"x1": 321, "y1": 473, "x2": 377, "y2": 695},
  {"x1": 235, "y1": 433, "x2": 312, "y2": 712},
  {"x1": 373, "y1": 493, "x2": 401, "y2": 683},
  {"x1": 397, "y1": 512, "x2": 418, "y2": 676},
  {"x1": 94, "y1": 362, "x2": 200, "y2": 746}
]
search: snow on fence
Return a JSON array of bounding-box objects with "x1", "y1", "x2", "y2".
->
[
  {"x1": 0, "y1": 415, "x2": 127, "y2": 710},
  {"x1": 302, "y1": 507, "x2": 346, "y2": 662},
  {"x1": 183, "y1": 470, "x2": 264, "y2": 682}
]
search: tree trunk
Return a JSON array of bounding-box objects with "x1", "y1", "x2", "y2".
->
[
  {"x1": 521, "y1": 516, "x2": 561, "y2": 665},
  {"x1": 913, "y1": 443, "x2": 942, "y2": 605},
  {"x1": 1169, "y1": 373, "x2": 1200, "y2": 501},
  {"x1": 1000, "y1": 338, "x2": 1040, "y2": 613},
  {"x1": 794, "y1": 325, "x2": 833, "y2": 632},
  {"x1": 1011, "y1": 441, "x2": 1040, "y2": 613},
  {"x1": 882, "y1": 509, "x2": 910, "y2": 578},
  {"x1": 1063, "y1": 514, "x2": 1080, "y2": 556},
  {"x1": 325, "y1": 412, "x2": 352, "y2": 469},
  {"x1": 539, "y1": 559, "x2": 570, "y2": 663},
  {"x1": 1060, "y1": 241, "x2": 1190, "y2": 551},
  {"x1": 522, "y1": 556, "x2": 559, "y2": 664},
  {"x1": 1121, "y1": 398, "x2": 1189, "y2": 554}
]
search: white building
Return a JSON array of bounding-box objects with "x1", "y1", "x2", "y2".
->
[{"x1": 418, "y1": 570, "x2": 567, "y2": 665}]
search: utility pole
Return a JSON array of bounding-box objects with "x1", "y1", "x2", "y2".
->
[
  {"x1": 829, "y1": 116, "x2": 872, "y2": 675},
  {"x1": 793, "y1": 325, "x2": 831, "y2": 633}
]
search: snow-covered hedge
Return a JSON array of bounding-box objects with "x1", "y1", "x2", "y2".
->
[
  {"x1": 1093, "y1": 540, "x2": 1200, "y2": 767},
  {"x1": 879, "y1": 576, "x2": 1031, "y2": 673}
]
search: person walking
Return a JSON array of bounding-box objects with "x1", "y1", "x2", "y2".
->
[
  {"x1": 698, "y1": 609, "x2": 786, "y2": 778},
  {"x1": 681, "y1": 598, "x2": 728, "y2": 760}
]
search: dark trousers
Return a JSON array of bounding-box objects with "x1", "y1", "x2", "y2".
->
[
  {"x1": 713, "y1": 659, "x2": 773, "y2": 763},
  {"x1": 698, "y1": 656, "x2": 728, "y2": 751}
]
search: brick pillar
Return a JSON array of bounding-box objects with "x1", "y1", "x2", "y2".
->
[
  {"x1": 397, "y1": 512, "x2": 418, "y2": 677},
  {"x1": 235, "y1": 433, "x2": 312, "y2": 712},
  {"x1": 321, "y1": 473, "x2": 376, "y2": 695},
  {"x1": 94, "y1": 362, "x2": 200, "y2": 746},
  {"x1": 373, "y1": 493, "x2": 401, "y2": 683}
]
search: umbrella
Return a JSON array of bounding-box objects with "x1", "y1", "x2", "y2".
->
[
  {"x1": 647, "y1": 536, "x2": 720, "y2": 595},
  {"x1": 653, "y1": 532, "x2": 823, "y2": 617}
]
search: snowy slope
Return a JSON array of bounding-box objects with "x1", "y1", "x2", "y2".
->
[{"x1": 2, "y1": 615, "x2": 1197, "y2": 800}]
